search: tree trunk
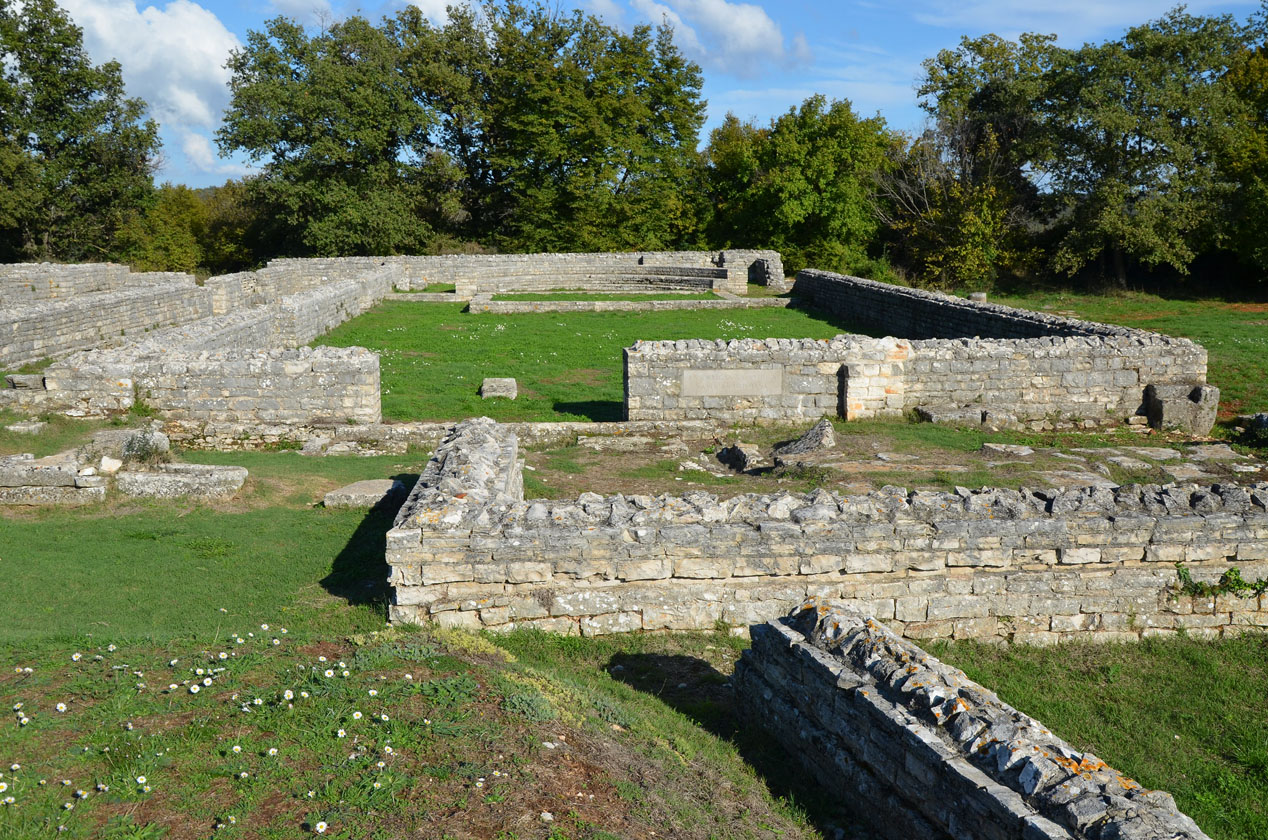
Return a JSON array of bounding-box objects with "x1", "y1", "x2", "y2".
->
[{"x1": 1113, "y1": 247, "x2": 1127, "y2": 288}]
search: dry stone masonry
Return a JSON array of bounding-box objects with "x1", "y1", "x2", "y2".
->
[
  {"x1": 387, "y1": 419, "x2": 1268, "y2": 640},
  {"x1": 736, "y1": 600, "x2": 1210, "y2": 840},
  {"x1": 625, "y1": 269, "x2": 1211, "y2": 431}
]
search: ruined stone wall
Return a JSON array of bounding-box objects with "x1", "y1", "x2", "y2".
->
[
  {"x1": 0, "y1": 270, "x2": 213, "y2": 368},
  {"x1": 475, "y1": 297, "x2": 792, "y2": 315},
  {"x1": 792, "y1": 269, "x2": 1128, "y2": 340},
  {"x1": 2, "y1": 263, "x2": 395, "y2": 422},
  {"x1": 26, "y1": 347, "x2": 379, "y2": 422},
  {"x1": 387, "y1": 250, "x2": 776, "y2": 296},
  {"x1": 623, "y1": 336, "x2": 910, "y2": 423},
  {"x1": 0, "y1": 263, "x2": 132, "y2": 303},
  {"x1": 624, "y1": 270, "x2": 1207, "y2": 425},
  {"x1": 735, "y1": 601, "x2": 1211, "y2": 840},
  {"x1": 387, "y1": 420, "x2": 1268, "y2": 640}
]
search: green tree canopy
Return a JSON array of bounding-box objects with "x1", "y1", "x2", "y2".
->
[
  {"x1": 0, "y1": 0, "x2": 159, "y2": 262},
  {"x1": 705, "y1": 96, "x2": 895, "y2": 274},
  {"x1": 1038, "y1": 9, "x2": 1254, "y2": 283}
]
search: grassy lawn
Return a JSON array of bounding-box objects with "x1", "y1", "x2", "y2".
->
[
  {"x1": 317, "y1": 301, "x2": 871, "y2": 423},
  {"x1": 933, "y1": 636, "x2": 1268, "y2": 840},
  {"x1": 998, "y1": 290, "x2": 1268, "y2": 419},
  {"x1": 489, "y1": 292, "x2": 721, "y2": 301}
]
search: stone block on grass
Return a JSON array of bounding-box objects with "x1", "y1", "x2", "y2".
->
[
  {"x1": 324, "y1": 478, "x2": 406, "y2": 509},
  {"x1": 115, "y1": 464, "x2": 247, "y2": 498},
  {"x1": 480, "y1": 377, "x2": 517, "y2": 400}
]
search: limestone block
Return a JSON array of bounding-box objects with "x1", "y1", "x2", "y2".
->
[
  {"x1": 324, "y1": 479, "x2": 406, "y2": 509},
  {"x1": 0, "y1": 457, "x2": 77, "y2": 487},
  {"x1": 4, "y1": 420, "x2": 46, "y2": 433},
  {"x1": 480, "y1": 377, "x2": 517, "y2": 399},
  {"x1": 115, "y1": 463, "x2": 247, "y2": 498},
  {"x1": 1144, "y1": 383, "x2": 1219, "y2": 435},
  {"x1": 0, "y1": 484, "x2": 104, "y2": 506}
]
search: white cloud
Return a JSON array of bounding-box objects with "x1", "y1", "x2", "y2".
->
[
  {"x1": 61, "y1": 0, "x2": 240, "y2": 132},
  {"x1": 268, "y1": 0, "x2": 335, "y2": 27},
  {"x1": 629, "y1": 0, "x2": 807, "y2": 77},
  {"x1": 179, "y1": 131, "x2": 254, "y2": 176},
  {"x1": 582, "y1": 0, "x2": 625, "y2": 24},
  {"x1": 408, "y1": 0, "x2": 450, "y2": 25},
  {"x1": 905, "y1": 0, "x2": 1258, "y2": 44}
]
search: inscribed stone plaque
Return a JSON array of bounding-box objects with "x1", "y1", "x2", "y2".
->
[{"x1": 681, "y1": 368, "x2": 781, "y2": 397}]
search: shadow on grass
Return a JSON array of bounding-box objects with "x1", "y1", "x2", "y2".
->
[
  {"x1": 552, "y1": 399, "x2": 624, "y2": 422},
  {"x1": 320, "y1": 473, "x2": 418, "y2": 610},
  {"x1": 607, "y1": 651, "x2": 869, "y2": 839}
]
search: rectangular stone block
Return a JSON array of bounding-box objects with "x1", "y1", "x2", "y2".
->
[{"x1": 680, "y1": 368, "x2": 782, "y2": 397}]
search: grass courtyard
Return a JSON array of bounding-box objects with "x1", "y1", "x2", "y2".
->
[{"x1": 316, "y1": 300, "x2": 871, "y2": 422}]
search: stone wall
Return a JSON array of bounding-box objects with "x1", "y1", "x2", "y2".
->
[
  {"x1": 23, "y1": 347, "x2": 380, "y2": 423},
  {"x1": 388, "y1": 250, "x2": 779, "y2": 296},
  {"x1": 387, "y1": 420, "x2": 1268, "y2": 640},
  {"x1": 735, "y1": 600, "x2": 1210, "y2": 840},
  {"x1": 2, "y1": 263, "x2": 395, "y2": 423},
  {"x1": 624, "y1": 270, "x2": 1207, "y2": 426},
  {"x1": 474, "y1": 297, "x2": 792, "y2": 315},
  {"x1": 0, "y1": 269, "x2": 212, "y2": 368}
]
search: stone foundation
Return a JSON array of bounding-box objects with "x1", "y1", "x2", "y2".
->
[
  {"x1": 624, "y1": 269, "x2": 1208, "y2": 427},
  {"x1": 735, "y1": 600, "x2": 1210, "y2": 839},
  {"x1": 386, "y1": 419, "x2": 1268, "y2": 640}
]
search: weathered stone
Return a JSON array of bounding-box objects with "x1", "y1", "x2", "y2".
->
[
  {"x1": 1144, "y1": 383, "x2": 1219, "y2": 435},
  {"x1": 5, "y1": 374, "x2": 45, "y2": 389},
  {"x1": 324, "y1": 479, "x2": 406, "y2": 509},
  {"x1": 115, "y1": 464, "x2": 247, "y2": 498},
  {"x1": 982, "y1": 443, "x2": 1034, "y2": 457},
  {"x1": 4, "y1": 420, "x2": 45, "y2": 433},
  {"x1": 480, "y1": 377, "x2": 517, "y2": 399},
  {"x1": 772, "y1": 418, "x2": 836, "y2": 458},
  {"x1": 718, "y1": 443, "x2": 765, "y2": 471}
]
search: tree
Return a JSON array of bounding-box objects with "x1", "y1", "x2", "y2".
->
[
  {"x1": 0, "y1": 0, "x2": 159, "y2": 262},
  {"x1": 114, "y1": 183, "x2": 205, "y2": 273},
  {"x1": 1038, "y1": 9, "x2": 1253, "y2": 284},
  {"x1": 705, "y1": 96, "x2": 894, "y2": 274},
  {"x1": 393, "y1": 1, "x2": 706, "y2": 251},
  {"x1": 217, "y1": 15, "x2": 438, "y2": 257}
]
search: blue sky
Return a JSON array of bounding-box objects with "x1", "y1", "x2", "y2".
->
[{"x1": 59, "y1": 0, "x2": 1261, "y2": 188}]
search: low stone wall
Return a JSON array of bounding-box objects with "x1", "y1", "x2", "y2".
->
[
  {"x1": 792, "y1": 269, "x2": 1127, "y2": 340},
  {"x1": 387, "y1": 420, "x2": 1268, "y2": 640},
  {"x1": 2, "y1": 263, "x2": 395, "y2": 422},
  {"x1": 387, "y1": 250, "x2": 778, "y2": 296},
  {"x1": 0, "y1": 272, "x2": 212, "y2": 368},
  {"x1": 162, "y1": 418, "x2": 723, "y2": 452},
  {"x1": 0, "y1": 453, "x2": 107, "y2": 505},
  {"x1": 473, "y1": 296, "x2": 791, "y2": 314},
  {"x1": 20, "y1": 347, "x2": 380, "y2": 423},
  {"x1": 0, "y1": 262, "x2": 130, "y2": 304},
  {"x1": 735, "y1": 600, "x2": 1210, "y2": 840},
  {"x1": 624, "y1": 270, "x2": 1208, "y2": 426}
]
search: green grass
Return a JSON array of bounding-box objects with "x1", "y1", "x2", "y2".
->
[
  {"x1": 0, "y1": 412, "x2": 134, "y2": 459},
  {"x1": 490, "y1": 292, "x2": 720, "y2": 301},
  {"x1": 998, "y1": 290, "x2": 1268, "y2": 419},
  {"x1": 933, "y1": 635, "x2": 1268, "y2": 840},
  {"x1": 317, "y1": 301, "x2": 872, "y2": 422}
]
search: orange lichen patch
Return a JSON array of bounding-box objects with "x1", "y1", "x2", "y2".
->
[
  {"x1": 1116, "y1": 775, "x2": 1142, "y2": 790},
  {"x1": 945, "y1": 697, "x2": 971, "y2": 716}
]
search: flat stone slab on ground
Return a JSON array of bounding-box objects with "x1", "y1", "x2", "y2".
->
[
  {"x1": 4, "y1": 421, "x2": 46, "y2": 434},
  {"x1": 1119, "y1": 446, "x2": 1181, "y2": 460},
  {"x1": 115, "y1": 464, "x2": 247, "y2": 498},
  {"x1": 1107, "y1": 456, "x2": 1154, "y2": 471},
  {"x1": 324, "y1": 479, "x2": 406, "y2": 508},
  {"x1": 875, "y1": 452, "x2": 919, "y2": 462},
  {"x1": 480, "y1": 377, "x2": 517, "y2": 399},
  {"x1": 981, "y1": 443, "x2": 1034, "y2": 457},
  {"x1": 1163, "y1": 463, "x2": 1216, "y2": 482},
  {"x1": 577, "y1": 435, "x2": 687, "y2": 456},
  {"x1": 1038, "y1": 470, "x2": 1119, "y2": 489},
  {"x1": 1185, "y1": 444, "x2": 1247, "y2": 461}
]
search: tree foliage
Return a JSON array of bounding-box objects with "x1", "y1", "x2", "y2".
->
[
  {"x1": 705, "y1": 96, "x2": 894, "y2": 274},
  {"x1": 0, "y1": 0, "x2": 159, "y2": 263}
]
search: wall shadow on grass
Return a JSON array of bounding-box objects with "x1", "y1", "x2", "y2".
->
[
  {"x1": 320, "y1": 473, "x2": 418, "y2": 611},
  {"x1": 607, "y1": 651, "x2": 872, "y2": 840},
  {"x1": 552, "y1": 399, "x2": 624, "y2": 422}
]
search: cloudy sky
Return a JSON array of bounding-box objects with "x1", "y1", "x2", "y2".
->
[{"x1": 59, "y1": 0, "x2": 1261, "y2": 188}]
